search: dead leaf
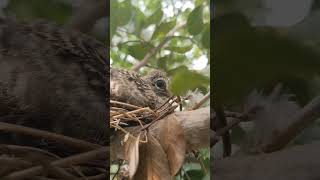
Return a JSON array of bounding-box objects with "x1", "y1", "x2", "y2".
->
[
  {"x1": 134, "y1": 133, "x2": 171, "y2": 180},
  {"x1": 159, "y1": 116, "x2": 186, "y2": 176},
  {"x1": 125, "y1": 133, "x2": 140, "y2": 179}
]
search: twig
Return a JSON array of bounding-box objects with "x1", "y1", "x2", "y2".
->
[
  {"x1": 261, "y1": 96, "x2": 320, "y2": 152},
  {"x1": 211, "y1": 117, "x2": 242, "y2": 146},
  {"x1": 111, "y1": 100, "x2": 142, "y2": 110},
  {"x1": 42, "y1": 163, "x2": 78, "y2": 180},
  {"x1": 0, "y1": 122, "x2": 101, "y2": 151},
  {"x1": 213, "y1": 105, "x2": 231, "y2": 157},
  {"x1": 0, "y1": 144, "x2": 60, "y2": 160},
  {"x1": 111, "y1": 107, "x2": 154, "y2": 120},
  {"x1": 211, "y1": 105, "x2": 261, "y2": 146},
  {"x1": 140, "y1": 104, "x2": 179, "y2": 131},
  {"x1": 4, "y1": 147, "x2": 109, "y2": 180},
  {"x1": 0, "y1": 157, "x2": 32, "y2": 169},
  {"x1": 87, "y1": 173, "x2": 107, "y2": 180},
  {"x1": 155, "y1": 95, "x2": 175, "y2": 111},
  {"x1": 190, "y1": 93, "x2": 210, "y2": 110}
]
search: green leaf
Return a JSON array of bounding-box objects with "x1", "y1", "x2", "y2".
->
[
  {"x1": 165, "y1": 44, "x2": 193, "y2": 54},
  {"x1": 213, "y1": 13, "x2": 320, "y2": 104},
  {"x1": 202, "y1": 174, "x2": 210, "y2": 180},
  {"x1": 111, "y1": 50, "x2": 133, "y2": 68},
  {"x1": 196, "y1": 0, "x2": 206, "y2": 6},
  {"x1": 157, "y1": 56, "x2": 169, "y2": 70},
  {"x1": 145, "y1": 0, "x2": 162, "y2": 10},
  {"x1": 132, "y1": 7, "x2": 147, "y2": 34},
  {"x1": 127, "y1": 43, "x2": 153, "y2": 60},
  {"x1": 110, "y1": 0, "x2": 119, "y2": 39},
  {"x1": 170, "y1": 68, "x2": 209, "y2": 95},
  {"x1": 116, "y1": 0, "x2": 132, "y2": 26},
  {"x1": 184, "y1": 170, "x2": 205, "y2": 179},
  {"x1": 187, "y1": 5, "x2": 204, "y2": 35},
  {"x1": 201, "y1": 24, "x2": 210, "y2": 49},
  {"x1": 167, "y1": 65, "x2": 189, "y2": 76},
  {"x1": 145, "y1": 8, "x2": 163, "y2": 26},
  {"x1": 151, "y1": 20, "x2": 176, "y2": 40}
]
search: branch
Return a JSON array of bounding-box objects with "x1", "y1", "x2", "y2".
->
[
  {"x1": 212, "y1": 142, "x2": 320, "y2": 180},
  {"x1": 131, "y1": 23, "x2": 186, "y2": 72},
  {"x1": 110, "y1": 107, "x2": 210, "y2": 160},
  {"x1": 261, "y1": 96, "x2": 320, "y2": 152},
  {"x1": 190, "y1": 93, "x2": 210, "y2": 110}
]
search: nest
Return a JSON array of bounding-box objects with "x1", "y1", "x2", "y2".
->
[
  {"x1": 0, "y1": 121, "x2": 108, "y2": 179},
  {"x1": 110, "y1": 96, "x2": 180, "y2": 139}
]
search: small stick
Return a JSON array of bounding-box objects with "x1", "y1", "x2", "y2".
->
[
  {"x1": 111, "y1": 100, "x2": 142, "y2": 110},
  {"x1": 190, "y1": 93, "x2": 210, "y2": 110}
]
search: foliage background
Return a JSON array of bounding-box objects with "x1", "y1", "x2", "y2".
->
[
  {"x1": 213, "y1": 0, "x2": 320, "y2": 162},
  {"x1": 110, "y1": 0, "x2": 210, "y2": 179},
  {"x1": 0, "y1": 0, "x2": 108, "y2": 41}
]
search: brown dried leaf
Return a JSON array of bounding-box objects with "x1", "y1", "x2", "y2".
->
[
  {"x1": 125, "y1": 133, "x2": 140, "y2": 179},
  {"x1": 134, "y1": 133, "x2": 171, "y2": 180},
  {"x1": 159, "y1": 116, "x2": 186, "y2": 176}
]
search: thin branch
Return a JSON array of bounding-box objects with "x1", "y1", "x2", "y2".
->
[
  {"x1": 0, "y1": 144, "x2": 60, "y2": 160},
  {"x1": 0, "y1": 122, "x2": 101, "y2": 151},
  {"x1": 211, "y1": 105, "x2": 261, "y2": 146},
  {"x1": 211, "y1": 118, "x2": 242, "y2": 147},
  {"x1": 212, "y1": 142, "x2": 320, "y2": 180},
  {"x1": 261, "y1": 96, "x2": 320, "y2": 152},
  {"x1": 191, "y1": 93, "x2": 210, "y2": 110},
  {"x1": 4, "y1": 147, "x2": 109, "y2": 180},
  {"x1": 217, "y1": 107, "x2": 231, "y2": 157}
]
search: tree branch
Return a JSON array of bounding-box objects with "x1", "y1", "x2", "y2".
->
[
  {"x1": 212, "y1": 142, "x2": 320, "y2": 180},
  {"x1": 261, "y1": 96, "x2": 320, "y2": 152}
]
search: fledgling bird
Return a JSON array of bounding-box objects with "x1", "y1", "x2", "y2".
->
[{"x1": 110, "y1": 68, "x2": 170, "y2": 110}]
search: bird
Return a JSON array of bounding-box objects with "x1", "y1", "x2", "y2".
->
[
  {"x1": 0, "y1": 17, "x2": 109, "y2": 147},
  {"x1": 110, "y1": 68, "x2": 171, "y2": 110}
]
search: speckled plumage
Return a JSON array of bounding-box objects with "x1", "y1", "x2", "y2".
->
[{"x1": 110, "y1": 68, "x2": 170, "y2": 110}]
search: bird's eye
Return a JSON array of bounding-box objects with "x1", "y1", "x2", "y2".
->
[{"x1": 155, "y1": 79, "x2": 166, "y2": 90}]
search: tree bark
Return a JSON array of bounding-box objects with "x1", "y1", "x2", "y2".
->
[{"x1": 212, "y1": 142, "x2": 320, "y2": 180}]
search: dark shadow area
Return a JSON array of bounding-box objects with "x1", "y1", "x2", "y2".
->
[{"x1": 212, "y1": 0, "x2": 320, "y2": 179}]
